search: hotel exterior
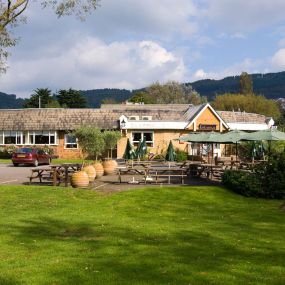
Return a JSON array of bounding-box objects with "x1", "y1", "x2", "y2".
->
[{"x1": 0, "y1": 103, "x2": 274, "y2": 159}]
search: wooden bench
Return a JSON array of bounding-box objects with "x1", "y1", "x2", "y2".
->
[
  {"x1": 146, "y1": 168, "x2": 187, "y2": 184},
  {"x1": 28, "y1": 168, "x2": 54, "y2": 184}
]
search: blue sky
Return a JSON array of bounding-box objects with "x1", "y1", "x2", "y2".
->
[{"x1": 1, "y1": 0, "x2": 285, "y2": 97}]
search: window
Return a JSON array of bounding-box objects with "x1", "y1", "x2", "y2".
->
[
  {"x1": 142, "y1": 116, "x2": 152, "y2": 120},
  {"x1": 132, "y1": 131, "x2": 154, "y2": 147},
  {"x1": 28, "y1": 131, "x2": 57, "y2": 145},
  {"x1": 0, "y1": 131, "x2": 23, "y2": 145},
  {"x1": 64, "y1": 134, "x2": 78, "y2": 149},
  {"x1": 129, "y1": 116, "x2": 139, "y2": 120}
]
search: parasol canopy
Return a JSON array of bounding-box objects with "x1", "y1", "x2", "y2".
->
[
  {"x1": 123, "y1": 138, "x2": 135, "y2": 160},
  {"x1": 165, "y1": 140, "x2": 176, "y2": 161}
]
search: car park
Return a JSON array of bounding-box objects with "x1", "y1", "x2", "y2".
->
[{"x1": 12, "y1": 147, "x2": 51, "y2": 167}]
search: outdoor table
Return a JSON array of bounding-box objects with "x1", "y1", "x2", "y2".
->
[
  {"x1": 50, "y1": 163, "x2": 82, "y2": 186},
  {"x1": 29, "y1": 167, "x2": 53, "y2": 184},
  {"x1": 146, "y1": 166, "x2": 187, "y2": 184},
  {"x1": 189, "y1": 163, "x2": 223, "y2": 179}
]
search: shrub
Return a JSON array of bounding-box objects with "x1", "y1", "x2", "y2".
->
[
  {"x1": 175, "y1": 150, "x2": 188, "y2": 162},
  {"x1": 222, "y1": 153, "x2": 285, "y2": 199}
]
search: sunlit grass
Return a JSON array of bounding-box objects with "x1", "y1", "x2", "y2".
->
[{"x1": 0, "y1": 185, "x2": 284, "y2": 284}]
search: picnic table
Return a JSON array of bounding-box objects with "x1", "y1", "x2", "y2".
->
[
  {"x1": 189, "y1": 163, "x2": 223, "y2": 179},
  {"x1": 117, "y1": 164, "x2": 187, "y2": 184},
  {"x1": 29, "y1": 163, "x2": 82, "y2": 186}
]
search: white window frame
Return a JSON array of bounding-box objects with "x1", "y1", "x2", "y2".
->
[
  {"x1": 0, "y1": 131, "x2": 24, "y2": 145},
  {"x1": 131, "y1": 131, "x2": 154, "y2": 147},
  {"x1": 27, "y1": 131, "x2": 58, "y2": 145},
  {"x1": 64, "y1": 134, "x2": 78, "y2": 149}
]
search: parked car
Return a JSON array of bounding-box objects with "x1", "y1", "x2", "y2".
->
[{"x1": 12, "y1": 147, "x2": 51, "y2": 167}]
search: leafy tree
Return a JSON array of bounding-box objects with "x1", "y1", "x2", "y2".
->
[
  {"x1": 57, "y1": 88, "x2": 86, "y2": 108},
  {"x1": 239, "y1": 72, "x2": 253, "y2": 94},
  {"x1": 129, "y1": 81, "x2": 205, "y2": 105},
  {"x1": 0, "y1": 0, "x2": 99, "y2": 72},
  {"x1": 103, "y1": 130, "x2": 121, "y2": 159},
  {"x1": 23, "y1": 88, "x2": 53, "y2": 108},
  {"x1": 72, "y1": 126, "x2": 105, "y2": 160},
  {"x1": 212, "y1": 93, "x2": 282, "y2": 121},
  {"x1": 129, "y1": 91, "x2": 155, "y2": 104}
]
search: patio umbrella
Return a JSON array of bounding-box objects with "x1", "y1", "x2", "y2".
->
[
  {"x1": 165, "y1": 140, "x2": 176, "y2": 161},
  {"x1": 123, "y1": 138, "x2": 135, "y2": 160},
  {"x1": 241, "y1": 129, "x2": 285, "y2": 141},
  {"x1": 135, "y1": 136, "x2": 147, "y2": 159},
  {"x1": 241, "y1": 129, "x2": 285, "y2": 154}
]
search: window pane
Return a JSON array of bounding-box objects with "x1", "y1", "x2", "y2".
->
[
  {"x1": 50, "y1": 135, "x2": 55, "y2": 144},
  {"x1": 143, "y1": 132, "x2": 153, "y2": 142},
  {"x1": 0, "y1": 132, "x2": 3, "y2": 144},
  {"x1": 66, "y1": 135, "x2": 76, "y2": 144},
  {"x1": 132, "y1": 133, "x2": 141, "y2": 141},
  {"x1": 4, "y1": 131, "x2": 16, "y2": 144}
]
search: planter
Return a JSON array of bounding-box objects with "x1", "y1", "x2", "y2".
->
[
  {"x1": 71, "y1": 171, "x2": 89, "y2": 188},
  {"x1": 93, "y1": 162, "x2": 104, "y2": 178},
  {"x1": 82, "y1": 165, "x2": 96, "y2": 182},
  {"x1": 103, "y1": 160, "x2": 117, "y2": 175}
]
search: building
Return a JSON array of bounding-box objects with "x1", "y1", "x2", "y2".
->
[{"x1": 0, "y1": 103, "x2": 274, "y2": 159}]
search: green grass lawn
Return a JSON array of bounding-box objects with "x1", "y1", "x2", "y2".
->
[{"x1": 0, "y1": 185, "x2": 284, "y2": 285}]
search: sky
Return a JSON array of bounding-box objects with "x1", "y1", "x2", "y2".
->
[{"x1": 1, "y1": 0, "x2": 285, "y2": 98}]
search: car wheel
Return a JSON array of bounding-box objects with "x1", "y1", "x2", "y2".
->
[
  {"x1": 33, "y1": 160, "x2": 39, "y2": 167},
  {"x1": 13, "y1": 163, "x2": 19, "y2": 167}
]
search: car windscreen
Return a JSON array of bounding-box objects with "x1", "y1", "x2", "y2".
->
[{"x1": 16, "y1": 148, "x2": 33, "y2": 154}]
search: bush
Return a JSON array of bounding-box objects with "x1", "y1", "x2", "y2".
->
[
  {"x1": 0, "y1": 145, "x2": 17, "y2": 158},
  {"x1": 175, "y1": 150, "x2": 188, "y2": 162},
  {"x1": 222, "y1": 153, "x2": 285, "y2": 199}
]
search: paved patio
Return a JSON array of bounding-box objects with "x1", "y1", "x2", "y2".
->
[{"x1": 0, "y1": 163, "x2": 221, "y2": 193}]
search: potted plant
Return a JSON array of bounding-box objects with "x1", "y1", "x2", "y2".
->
[
  {"x1": 71, "y1": 126, "x2": 105, "y2": 184},
  {"x1": 102, "y1": 130, "x2": 121, "y2": 174}
]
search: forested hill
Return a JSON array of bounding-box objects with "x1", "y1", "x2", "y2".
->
[
  {"x1": 1, "y1": 71, "x2": 285, "y2": 109},
  {"x1": 81, "y1": 88, "x2": 132, "y2": 108},
  {"x1": 190, "y1": 71, "x2": 285, "y2": 101},
  {"x1": 0, "y1": 92, "x2": 25, "y2": 108}
]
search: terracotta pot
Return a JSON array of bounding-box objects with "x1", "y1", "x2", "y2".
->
[
  {"x1": 71, "y1": 171, "x2": 89, "y2": 188},
  {"x1": 93, "y1": 162, "x2": 104, "y2": 178},
  {"x1": 103, "y1": 160, "x2": 117, "y2": 175},
  {"x1": 83, "y1": 165, "x2": 96, "y2": 182}
]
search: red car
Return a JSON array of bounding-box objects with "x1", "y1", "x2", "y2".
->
[{"x1": 12, "y1": 148, "x2": 51, "y2": 167}]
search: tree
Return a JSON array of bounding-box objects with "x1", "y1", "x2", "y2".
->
[
  {"x1": 72, "y1": 126, "x2": 105, "y2": 160},
  {"x1": 0, "y1": 0, "x2": 99, "y2": 72},
  {"x1": 23, "y1": 88, "x2": 53, "y2": 108},
  {"x1": 239, "y1": 72, "x2": 253, "y2": 94},
  {"x1": 128, "y1": 91, "x2": 155, "y2": 104},
  {"x1": 212, "y1": 93, "x2": 282, "y2": 121},
  {"x1": 103, "y1": 130, "x2": 121, "y2": 159},
  {"x1": 129, "y1": 81, "x2": 205, "y2": 105},
  {"x1": 57, "y1": 88, "x2": 87, "y2": 108}
]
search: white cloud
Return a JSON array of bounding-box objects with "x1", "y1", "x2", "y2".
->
[
  {"x1": 191, "y1": 58, "x2": 266, "y2": 81},
  {"x1": 193, "y1": 69, "x2": 207, "y2": 80},
  {"x1": 205, "y1": 0, "x2": 285, "y2": 33},
  {"x1": 0, "y1": 38, "x2": 187, "y2": 97},
  {"x1": 271, "y1": 48, "x2": 285, "y2": 69}
]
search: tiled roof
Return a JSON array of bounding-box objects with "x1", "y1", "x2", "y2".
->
[
  {"x1": 218, "y1": 110, "x2": 270, "y2": 124},
  {"x1": 0, "y1": 105, "x2": 271, "y2": 131},
  {"x1": 0, "y1": 107, "x2": 186, "y2": 131}
]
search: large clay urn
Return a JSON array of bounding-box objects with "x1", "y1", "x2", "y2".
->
[
  {"x1": 93, "y1": 162, "x2": 104, "y2": 178},
  {"x1": 103, "y1": 160, "x2": 117, "y2": 175},
  {"x1": 82, "y1": 165, "x2": 96, "y2": 182},
  {"x1": 71, "y1": 171, "x2": 89, "y2": 188}
]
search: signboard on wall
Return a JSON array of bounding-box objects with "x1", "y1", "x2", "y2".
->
[{"x1": 198, "y1": 124, "x2": 217, "y2": 131}]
